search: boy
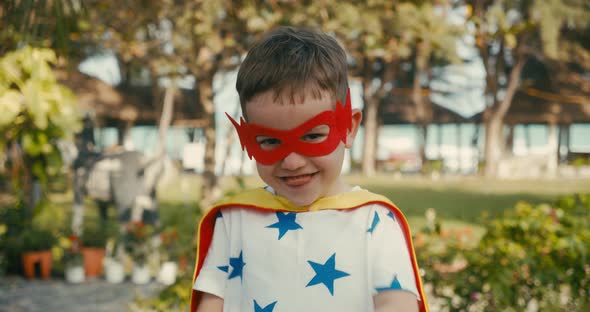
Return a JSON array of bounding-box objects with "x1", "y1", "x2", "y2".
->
[{"x1": 191, "y1": 26, "x2": 428, "y2": 312}]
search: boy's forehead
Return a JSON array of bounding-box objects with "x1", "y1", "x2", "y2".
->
[
  {"x1": 249, "y1": 86, "x2": 336, "y2": 107},
  {"x1": 244, "y1": 88, "x2": 337, "y2": 128}
]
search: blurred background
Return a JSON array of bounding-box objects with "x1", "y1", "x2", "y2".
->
[{"x1": 0, "y1": 1, "x2": 589, "y2": 311}]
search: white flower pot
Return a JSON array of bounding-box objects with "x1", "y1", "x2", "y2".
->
[
  {"x1": 104, "y1": 259, "x2": 125, "y2": 284},
  {"x1": 65, "y1": 266, "x2": 85, "y2": 283},
  {"x1": 157, "y1": 261, "x2": 178, "y2": 285},
  {"x1": 132, "y1": 264, "x2": 151, "y2": 284}
]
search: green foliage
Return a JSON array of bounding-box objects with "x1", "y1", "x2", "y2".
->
[
  {"x1": 158, "y1": 226, "x2": 181, "y2": 262},
  {"x1": 81, "y1": 222, "x2": 110, "y2": 248},
  {"x1": 394, "y1": 2, "x2": 462, "y2": 64},
  {"x1": 0, "y1": 1, "x2": 86, "y2": 55},
  {"x1": 571, "y1": 156, "x2": 590, "y2": 168},
  {"x1": 122, "y1": 222, "x2": 156, "y2": 265},
  {"x1": 418, "y1": 193, "x2": 590, "y2": 311},
  {"x1": 0, "y1": 46, "x2": 81, "y2": 186},
  {"x1": 421, "y1": 159, "x2": 444, "y2": 174},
  {"x1": 21, "y1": 227, "x2": 56, "y2": 252},
  {"x1": 132, "y1": 270, "x2": 193, "y2": 311},
  {"x1": 61, "y1": 234, "x2": 84, "y2": 267}
]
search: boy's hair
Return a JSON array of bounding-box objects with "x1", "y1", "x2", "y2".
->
[{"x1": 236, "y1": 26, "x2": 349, "y2": 113}]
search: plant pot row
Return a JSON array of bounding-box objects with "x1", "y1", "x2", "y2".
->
[
  {"x1": 99, "y1": 259, "x2": 178, "y2": 285},
  {"x1": 23, "y1": 248, "x2": 178, "y2": 285},
  {"x1": 22, "y1": 247, "x2": 105, "y2": 280}
]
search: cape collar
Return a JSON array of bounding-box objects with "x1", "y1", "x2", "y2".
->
[{"x1": 214, "y1": 187, "x2": 393, "y2": 212}]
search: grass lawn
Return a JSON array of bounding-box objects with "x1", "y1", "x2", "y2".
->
[
  {"x1": 157, "y1": 173, "x2": 590, "y2": 238},
  {"x1": 12, "y1": 173, "x2": 588, "y2": 237}
]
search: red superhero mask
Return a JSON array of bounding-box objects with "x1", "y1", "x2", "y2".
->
[{"x1": 227, "y1": 89, "x2": 352, "y2": 165}]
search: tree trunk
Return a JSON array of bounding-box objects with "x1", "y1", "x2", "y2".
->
[
  {"x1": 482, "y1": 56, "x2": 526, "y2": 177},
  {"x1": 412, "y1": 41, "x2": 431, "y2": 174},
  {"x1": 546, "y1": 122, "x2": 558, "y2": 177},
  {"x1": 198, "y1": 76, "x2": 220, "y2": 207},
  {"x1": 156, "y1": 86, "x2": 176, "y2": 157},
  {"x1": 416, "y1": 124, "x2": 428, "y2": 170},
  {"x1": 361, "y1": 94, "x2": 379, "y2": 177},
  {"x1": 8, "y1": 142, "x2": 34, "y2": 220},
  {"x1": 483, "y1": 116, "x2": 503, "y2": 176},
  {"x1": 358, "y1": 58, "x2": 394, "y2": 177},
  {"x1": 505, "y1": 125, "x2": 515, "y2": 155}
]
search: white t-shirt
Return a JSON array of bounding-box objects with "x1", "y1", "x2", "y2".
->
[{"x1": 193, "y1": 188, "x2": 419, "y2": 312}]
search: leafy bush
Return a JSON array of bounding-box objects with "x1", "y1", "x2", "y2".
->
[
  {"x1": 122, "y1": 221, "x2": 155, "y2": 265},
  {"x1": 417, "y1": 194, "x2": 590, "y2": 311},
  {"x1": 21, "y1": 227, "x2": 56, "y2": 251},
  {"x1": 131, "y1": 270, "x2": 194, "y2": 311},
  {"x1": 81, "y1": 222, "x2": 111, "y2": 248}
]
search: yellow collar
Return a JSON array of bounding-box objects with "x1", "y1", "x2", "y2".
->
[{"x1": 215, "y1": 187, "x2": 395, "y2": 212}]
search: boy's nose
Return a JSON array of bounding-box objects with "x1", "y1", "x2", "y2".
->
[{"x1": 280, "y1": 152, "x2": 307, "y2": 170}]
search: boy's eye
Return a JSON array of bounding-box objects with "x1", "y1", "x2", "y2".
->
[
  {"x1": 301, "y1": 126, "x2": 330, "y2": 143},
  {"x1": 256, "y1": 136, "x2": 282, "y2": 150},
  {"x1": 301, "y1": 133, "x2": 327, "y2": 142}
]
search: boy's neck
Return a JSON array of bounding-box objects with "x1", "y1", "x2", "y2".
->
[{"x1": 265, "y1": 178, "x2": 355, "y2": 203}]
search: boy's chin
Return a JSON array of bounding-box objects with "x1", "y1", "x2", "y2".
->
[{"x1": 279, "y1": 192, "x2": 318, "y2": 208}]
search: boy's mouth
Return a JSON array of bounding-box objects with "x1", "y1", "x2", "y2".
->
[{"x1": 280, "y1": 172, "x2": 317, "y2": 187}]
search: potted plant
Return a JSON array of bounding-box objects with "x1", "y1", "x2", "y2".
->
[
  {"x1": 123, "y1": 221, "x2": 154, "y2": 284},
  {"x1": 103, "y1": 231, "x2": 125, "y2": 284},
  {"x1": 63, "y1": 234, "x2": 84, "y2": 283},
  {"x1": 81, "y1": 223, "x2": 108, "y2": 278},
  {"x1": 156, "y1": 227, "x2": 180, "y2": 285},
  {"x1": 21, "y1": 228, "x2": 56, "y2": 279}
]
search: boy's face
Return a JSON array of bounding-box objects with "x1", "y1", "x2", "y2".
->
[{"x1": 244, "y1": 88, "x2": 361, "y2": 207}]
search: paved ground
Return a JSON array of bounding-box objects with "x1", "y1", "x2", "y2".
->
[
  {"x1": 0, "y1": 276, "x2": 443, "y2": 312},
  {"x1": 0, "y1": 276, "x2": 164, "y2": 312}
]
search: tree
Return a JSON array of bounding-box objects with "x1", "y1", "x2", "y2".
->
[
  {"x1": 287, "y1": 1, "x2": 461, "y2": 176},
  {"x1": 467, "y1": 0, "x2": 590, "y2": 176},
  {"x1": 0, "y1": 0, "x2": 87, "y2": 57},
  {"x1": 394, "y1": 1, "x2": 462, "y2": 170},
  {"x1": 164, "y1": 1, "x2": 287, "y2": 204},
  {"x1": 0, "y1": 46, "x2": 82, "y2": 218}
]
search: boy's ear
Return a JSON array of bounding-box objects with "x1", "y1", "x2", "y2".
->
[{"x1": 345, "y1": 109, "x2": 362, "y2": 148}]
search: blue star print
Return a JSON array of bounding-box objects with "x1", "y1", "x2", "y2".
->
[
  {"x1": 228, "y1": 251, "x2": 245, "y2": 280},
  {"x1": 254, "y1": 300, "x2": 277, "y2": 312},
  {"x1": 367, "y1": 211, "x2": 380, "y2": 233},
  {"x1": 216, "y1": 211, "x2": 223, "y2": 219},
  {"x1": 376, "y1": 275, "x2": 403, "y2": 292},
  {"x1": 306, "y1": 253, "x2": 350, "y2": 295},
  {"x1": 266, "y1": 211, "x2": 303, "y2": 240},
  {"x1": 217, "y1": 265, "x2": 229, "y2": 273},
  {"x1": 387, "y1": 210, "x2": 395, "y2": 221}
]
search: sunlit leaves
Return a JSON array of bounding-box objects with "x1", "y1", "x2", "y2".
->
[
  {"x1": 0, "y1": 46, "x2": 82, "y2": 183},
  {"x1": 395, "y1": 2, "x2": 462, "y2": 63},
  {"x1": 0, "y1": 90, "x2": 23, "y2": 128}
]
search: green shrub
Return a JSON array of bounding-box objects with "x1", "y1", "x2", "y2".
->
[
  {"x1": 21, "y1": 227, "x2": 56, "y2": 251},
  {"x1": 81, "y1": 222, "x2": 109, "y2": 248},
  {"x1": 417, "y1": 193, "x2": 590, "y2": 311}
]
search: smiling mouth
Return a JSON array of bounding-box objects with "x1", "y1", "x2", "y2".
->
[{"x1": 280, "y1": 173, "x2": 317, "y2": 186}]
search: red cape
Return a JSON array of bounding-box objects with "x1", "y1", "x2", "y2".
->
[{"x1": 190, "y1": 188, "x2": 429, "y2": 312}]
